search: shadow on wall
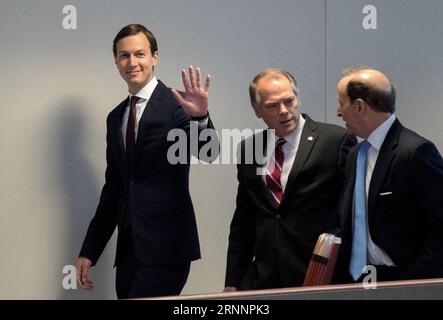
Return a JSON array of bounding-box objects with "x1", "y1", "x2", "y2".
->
[{"x1": 54, "y1": 97, "x2": 116, "y2": 299}]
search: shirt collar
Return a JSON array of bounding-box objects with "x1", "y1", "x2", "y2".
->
[
  {"x1": 282, "y1": 114, "x2": 306, "y2": 148},
  {"x1": 362, "y1": 114, "x2": 396, "y2": 150},
  {"x1": 128, "y1": 76, "x2": 158, "y2": 102}
]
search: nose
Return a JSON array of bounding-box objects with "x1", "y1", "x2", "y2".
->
[
  {"x1": 128, "y1": 54, "x2": 137, "y2": 67},
  {"x1": 278, "y1": 102, "x2": 289, "y2": 115},
  {"x1": 336, "y1": 106, "x2": 342, "y2": 118}
]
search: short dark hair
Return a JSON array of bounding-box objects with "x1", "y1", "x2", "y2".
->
[
  {"x1": 346, "y1": 80, "x2": 396, "y2": 113},
  {"x1": 113, "y1": 24, "x2": 158, "y2": 57}
]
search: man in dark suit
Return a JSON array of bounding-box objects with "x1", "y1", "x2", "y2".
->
[
  {"x1": 333, "y1": 67, "x2": 443, "y2": 283},
  {"x1": 76, "y1": 24, "x2": 215, "y2": 298},
  {"x1": 224, "y1": 68, "x2": 355, "y2": 291}
]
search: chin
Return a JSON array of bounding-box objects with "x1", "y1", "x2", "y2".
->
[
  {"x1": 276, "y1": 128, "x2": 290, "y2": 137},
  {"x1": 129, "y1": 79, "x2": 142, "y2": 87},
  {"x1": 284, "y1": 123, "x2": 296, "y2": 133},
  {"x1": 347, "y1": 128, "x2": 356, "y2": 136}
]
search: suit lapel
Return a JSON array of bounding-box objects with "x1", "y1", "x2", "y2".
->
[
  {"x1": 109, "y1": 97, "x2": 130, "y2": 176},
  {"x1": 109, "y1": 80, "x2": 167, "y2": 176},
  {"x1": 254, "y1": 130, "x2": 276, "y2": 209},
  {"x1": 134, "y1": 80, "x2": 165, "y2": 159},
  {"x1": 336, "y1": 146, "x2": 358, "y2": 267},
  {"x1": 342, "y1": 147, "x2": 358, "y2": 239},
  {"x1": 367, "y1": 119, "x2": 402, "y2": 218},
  {"x1": 243, "y1": 130, "x2": 277, "y2": 211},
  {"x1": 254, "y1": 167, "x2": 278, "y2": 211},
  {"x1": 282, "y1": 115, "x2": 318, "y2": 203}
]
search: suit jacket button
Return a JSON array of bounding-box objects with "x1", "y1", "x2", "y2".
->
[
  {"x1": 275, "y1": 214, "x2": 281, "y2": 220},
  {"x1": 130, "y1": 179, "x2": 136, "y2": 185}
]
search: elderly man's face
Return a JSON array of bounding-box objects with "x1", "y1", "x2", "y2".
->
[{"x1": 254, "y1": 76, "x2": 300, "y2": 138}]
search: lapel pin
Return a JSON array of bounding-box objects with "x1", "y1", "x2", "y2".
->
[{"x1": 307, "y1": 136, "x2": 313, "y2": 141}]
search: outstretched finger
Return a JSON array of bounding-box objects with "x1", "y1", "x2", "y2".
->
[
  {"x1": 204, "y1": 74, "x2": 211, "y2": 92},
  {"x1": 181, "y1": 69, "x2": 191, "y2": 92},
  {"x1": 81, "y1": 269, "x2": 89, "y2": 287},
  {"x1": 188, "y1": 65, "x2": 196, "y2": 88},
  {"x1": 76, "y1": 266, "x2": 83, "y2": 287},
  {"x1": 196, "y1": 67, "x2": 201, "y2": 88},
  {"x1": 78, "y1": 266, "x2": 89, "y2": 288}
]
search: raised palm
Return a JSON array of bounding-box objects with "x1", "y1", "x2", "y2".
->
[{"x1": 172, "y1": 65, "x2": 211, "y2": 117}]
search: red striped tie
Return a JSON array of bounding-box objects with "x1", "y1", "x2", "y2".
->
[{"x1": 266, "y1": 138, "x2": 286, "y2": 206}]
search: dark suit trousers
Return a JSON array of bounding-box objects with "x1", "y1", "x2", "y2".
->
[
  {"x1": 338, "y1": 265, "x2": 400, "y2": 284},
  {"x1": 115, "y1": 228, "x2": 190, "y2": 299},
  {"x1": 239, "y1": 261, "x2": 283, "y2": 290},
  {"x1": 369, "y1": 265, "x2": 400, "y2": 282}
]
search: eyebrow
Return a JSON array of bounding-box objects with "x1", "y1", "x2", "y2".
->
[
  {"x1": 264, "y1": 96, "x2": 295, "y2": 104},
  {"x1": 117, "y1": 49, "x2": 147, "y2": 55}
]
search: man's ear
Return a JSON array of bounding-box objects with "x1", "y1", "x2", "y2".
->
[
  {"x1": 152, "y1": 51, "x2": 159, "y2": 66},
  {"x1": 355, "y1": 98, "x2": 366, "y2": 113}
]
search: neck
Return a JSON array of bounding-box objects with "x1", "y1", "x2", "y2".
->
[
  {"x1": 362, "y1": 112, "x2": 392, "y2": 139},
  {"x1": 128, "y1": 84, "x2": 144, "y2": 95},
  {"x1": 128, "y1": 74, "x2": 155, "y2": 95}
]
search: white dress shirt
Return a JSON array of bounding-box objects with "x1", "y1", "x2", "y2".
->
[
  {"x1": 356, "y1": 113, "x2": 397, "y2": 266},
  {"x1": 264, "y1": 115, "x2": 306, "y2": 192},
  {"x1": 121, "y1": 77, "x2": 158, "y2": 149}
]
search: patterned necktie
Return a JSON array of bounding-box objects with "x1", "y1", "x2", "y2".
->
[
  {"x1": 266, "y1": 137, "x2": 286, "y2": 206},
  {"x1": 126, "y1": 96, "x2": 139, "y2": 169},
  {"x1": 349, "y1": 140, "x2": 371, "y2": 281}
]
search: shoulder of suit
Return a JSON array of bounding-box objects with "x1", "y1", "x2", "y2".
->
[
  {"x1": 308, "y1": 119, "x2": 348, "y2": 137},
  {"x1": 106, "y1": 98, "x2": 129, "y2": 121},
  {"x1": 398, "y1": 125, "x2": 437, "y2": 152},
  {"x1": 157, "y1": 81, "x2": 184, "y2": 108},
  {"x1": 235, "y1": 130, "x2": 269, "y2": 160},
  {"x1": 399, "y1": 125, "x2": 428, "y2": 142},
  {"x1": 156, "y1": 80, "x2": 173, "y2": 95},
  {"x1": 303, "y1": 114, "x2": 345, "y2": 132},
  {"x1": 238, "y1": 131, "x2": 263, "y2": 149}
]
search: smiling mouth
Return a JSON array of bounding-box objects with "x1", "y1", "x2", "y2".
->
[{"x1": 280, "y1": 119, "x2": 292, "y2": 124}]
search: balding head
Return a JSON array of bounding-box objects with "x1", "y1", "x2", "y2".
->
[{"x1": 341, "y1": 67, "x2": 396, "y2": 113}]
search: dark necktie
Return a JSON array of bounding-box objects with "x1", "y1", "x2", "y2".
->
[
  {"x1": 126, "y1": 96, "x2": 139, "y2": 169},
  {"x1": 266, "y1": 137, "x2": 286, "y2": 206}
]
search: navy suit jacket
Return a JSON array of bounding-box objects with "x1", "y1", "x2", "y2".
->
[
  {"x1": 225, "y1": 115, "x2": 355, "y2": 289},
  {"x1": 333, "y1": 119, "x2": 443, "y2": 283},
  {"x1": 80, "y1": 80, "x2": 215, "y2": 266}
]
